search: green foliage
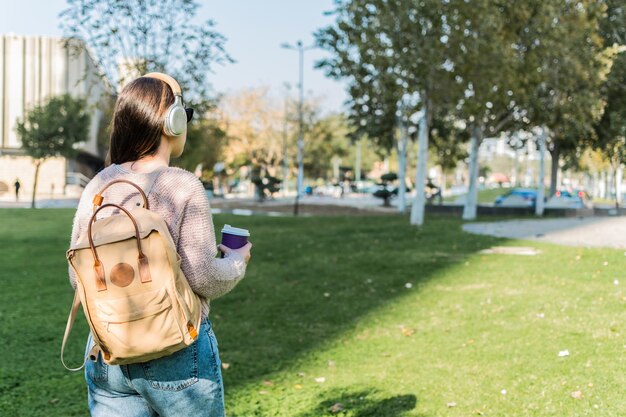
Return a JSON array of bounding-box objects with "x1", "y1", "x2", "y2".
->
[
  {"x1": 59, "y1": 0, "x2": 232, "y2": 101},
  {"x1": 172, "y1": 116, "x2": 227, "y2": 177},
  {"x1": 429, "y1": 112, "x2": 469, "y2": 174},
  {"x1": 593, "y1": 51, "x2": 626, "y2": 170},
  {"x1": 317, "y1": 0, "x2": 455, "y2": 151},
  {"x1": 303, "y1": 113, "x2": 352, "y2": 179},
  {"x1": 16, "y1": 94, "x2": 90, "y2": 161}
]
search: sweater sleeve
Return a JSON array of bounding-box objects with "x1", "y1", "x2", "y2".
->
[{"x1": 176, "y1": 177, "x2": 248, "y2": 300}]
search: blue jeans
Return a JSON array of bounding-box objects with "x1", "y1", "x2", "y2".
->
[{"x1": 84, "y1": 318, "x2": 225, "y2": 417}]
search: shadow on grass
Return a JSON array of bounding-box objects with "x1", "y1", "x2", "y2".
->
[
  {"x1": 208, "y1": 214, "x2": 504, "y2": 389},
  {"x1": 296, "y1": 389, "x2": 419, "y2": 417}
]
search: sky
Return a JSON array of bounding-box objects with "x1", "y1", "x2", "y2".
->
[{"x1": 0, "y1": 0, "x2": 349, "y2": 112}]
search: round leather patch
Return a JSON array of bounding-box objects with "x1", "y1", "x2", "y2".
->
[{"x1": 110, "y1": 263, "x2": 135, "y2": 287}]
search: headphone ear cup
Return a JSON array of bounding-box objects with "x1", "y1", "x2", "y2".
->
[{"x1": 164, "y1": 104, "x2": 187, "y2": 136}]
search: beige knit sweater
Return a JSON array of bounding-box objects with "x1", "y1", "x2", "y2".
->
[{"x1": 68, "y1": 163, "x2": 248, "y2": 318}]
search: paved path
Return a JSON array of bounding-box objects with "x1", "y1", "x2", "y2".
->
[{"x1": 463, "y1": 217, "x2": 626, "y2": 249}]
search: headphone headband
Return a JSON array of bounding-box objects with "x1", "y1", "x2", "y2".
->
[
  {"x1": 140, "y1": 72, "x2": 186, "y2": 136},
  {"x1": 142, "y1": 72, "x2": 182, "y2": 96}
]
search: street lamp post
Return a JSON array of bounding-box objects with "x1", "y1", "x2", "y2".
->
[{"x1": 281, "y1": 40, "x2": 315, "y2": 216}]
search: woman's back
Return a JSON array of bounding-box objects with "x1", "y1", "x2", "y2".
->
[{"x1": 69, "y1": 163, "x2": 247, "y2": 319}]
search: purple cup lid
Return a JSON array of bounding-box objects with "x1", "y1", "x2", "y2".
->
[{"x1": 221, "y1": 224, "x2": 250, "y2": 237}]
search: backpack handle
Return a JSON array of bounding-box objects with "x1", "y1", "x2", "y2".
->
[
  {"x1": 92, "y1": 180, "x2": 149, "y2": 213},
  {"x1": 87, "y1": 203, "x2": 152, "y2": 291}
]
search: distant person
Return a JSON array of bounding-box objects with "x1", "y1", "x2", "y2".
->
[
  {"x1": 14, "y1": 178, "x2": 20, "y2": 201},
  {"x1": 67, "y1": 73, "x2": 252, "y2": 416}
]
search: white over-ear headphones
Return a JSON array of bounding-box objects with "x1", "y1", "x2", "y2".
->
[{"x1": 141, "y1": 72, "x2": 187, "y2": 137}]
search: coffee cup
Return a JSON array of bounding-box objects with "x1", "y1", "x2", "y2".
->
[{"x1": 220, "y1": 224, "x2": 250, "y2": 258}]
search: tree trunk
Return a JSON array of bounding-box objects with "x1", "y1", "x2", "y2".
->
[
  {"x1": 396, "y1": 114, "x2": 408, "y2": 214},
  {"x1": 355, "y1": 139, "x2": 362, "y2": 183},
  {"x1": 410, "y1": 96, "x2": 430, "y2": 226},
  {"x1": 536, "y1": 128, "x2": 547, "y2": 217},
  {"x1": 462, "y1": 125, "x2": 482, "y2": 220},
  {"x1": 615, "y1": 165, "x2": 623, "y2": 209},
  {"x1": 549, "y1": 144, "x2": 560, "y2": 197},
  {"x1": 31, "y1": 160, "x2": 41, "y2": 209}
]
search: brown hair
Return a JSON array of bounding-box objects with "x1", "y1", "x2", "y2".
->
[{"x1": 107, "y1": 77, "x2": 174, "y2": 165}]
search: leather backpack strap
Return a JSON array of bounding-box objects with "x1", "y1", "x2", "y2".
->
[{"x1": 61, "y1": 290, "x2": 86, "y2": 371}]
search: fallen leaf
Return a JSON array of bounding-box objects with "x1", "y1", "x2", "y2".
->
[
  {"x1": 447, "y1": 401, "x2": 457, "y2": 408},
  {"x1": 327, "y1": 360, "x2": 336, "y2": 367},
  {"x1": 401, "y1": 327, "x2": 415, "y2": 337},
  {"x1": 221, "y1": 363, "x2": 230, "y2": 370},
  {"x1": 315, "y1": 377, "x2": 326, "y2": 383},
  {"x1": 297, "y1": 372, "x2": 306, "y2": 377},
  {"x1": 294, "y1": 384, "x2": 303, "y2": 390},
  {"x1": 259, "y1": 390, "x2": 269, "y2": 395},
  {"x1": 571, "y1": 390, "x2": 583, "y2": 399},
  {"x1": 48, "y1": 399, "x2": 59, "y2": 405},
  {"x1": 263, "y1": 380, "x2": 273, "y2": 386},
  {"x1": 329, "y1": 403, "x2": 345, "y2": 413}
]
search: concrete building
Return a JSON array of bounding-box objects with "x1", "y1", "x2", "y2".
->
[{"x1": 0, "y1": 34, "x2": 111, "y2": 202}]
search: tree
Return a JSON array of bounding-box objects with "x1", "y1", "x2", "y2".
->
[
  {"x1": 317, "y1": 0, "x2": 456, "y2": 224},
  {"x1": 59, "y1": 0, "x2": 232, "y2": 103},
  {"x1": 303, "y1": 113, "x2": 352, "y2": 180},
  {"x1": 591, "y1": 0, "x2": 626, "y2": 208},
  {"x1": 522, "y1": 1, "x2": 610, "y2": 197},
  {"x1": 16, "y1": 94, "x2": 90, "y2": 208},
  {"x1": 443, "y1": 0, "x2": 535, "y2": 220},
  {"x1": 217, "y1": 88, "x2": 285, "y2": 175},
  {"x1": 593, "y1": 51, "x2": 626, "y2": 207},
  {"x1": 429, "y1": 112, "x2": 469, "y2": 190},
  {"x1": 171, "y1": 113, "x2": 227, "y2": 179}
]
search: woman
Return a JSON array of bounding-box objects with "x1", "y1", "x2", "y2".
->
[{"x1": 68, "y1": 72, "x2": 252, "y2": 416}]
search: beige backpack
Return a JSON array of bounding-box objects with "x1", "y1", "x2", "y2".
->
[{"x1": 61, "y1": 179, "x2": 201, "y2": 370}]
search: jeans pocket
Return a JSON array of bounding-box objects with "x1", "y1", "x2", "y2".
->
[
  {"x1": 85, "y1": 335, "x2": 108, "y2": 383},
  {"x1": 141, "y1": 341, "x2": 199, "y2": 391},
  {"x1": 85, "y1": 352, "x2": 109, "y2": 383},
  {"x1": 204, "y1": 320, "x2": 222, "y2": 372}
]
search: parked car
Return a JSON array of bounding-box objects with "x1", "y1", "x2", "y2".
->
[
  {"x1": 545, "y1": 189, "x2": 592, "y2": 209},
  {"x1": 494, "y1": 188, "x2": 538, "y2": 208}
]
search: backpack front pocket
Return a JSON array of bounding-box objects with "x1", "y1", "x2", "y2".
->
[{"x1": 95, "y1": 287, "x2": 185, "y2": 360}]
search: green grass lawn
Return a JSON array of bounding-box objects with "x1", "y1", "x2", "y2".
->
[
  {"x1": 1, "y1": 209, "x2": 625, "y2": 416},
  {"x1": 443, "y1": 187, "x2": 513, "y2": 204}
]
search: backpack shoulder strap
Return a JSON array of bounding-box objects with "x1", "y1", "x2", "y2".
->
[
  {"x1": 60, "y1": 290, "x2": 86, "y2": 371},
  {"x1": 91, "y1": 167, "x2": 166, "y2": 212}
]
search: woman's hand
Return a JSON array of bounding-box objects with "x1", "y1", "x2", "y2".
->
[{"x1": 219, "y1": 242, "x2": 252, "y2": 264}]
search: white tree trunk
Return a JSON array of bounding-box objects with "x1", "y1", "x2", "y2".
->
[
  {"x1": 535, "y1": 127, "x2": 547, "y2": 216},
  {"x1": 462, "y1": 126, "x2": 482, "y2": 220},
  {"x1": 410, "y1": 105, "x2": 429, "y2": 226},
  {"x1": 615, "y1": 165, "x2": 624, "y2": 208},
  {"x1": 397, "y1": 117, "x2": 408, "y2": 213},
  {"x1": 592, "y1": 172, "x2": 599, "y2": 199},
  {"x1": 355, "y1": 139, "x2": 362, "y2": 183}
]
